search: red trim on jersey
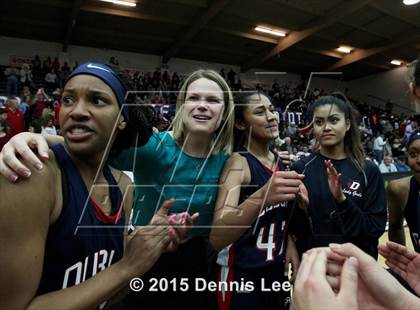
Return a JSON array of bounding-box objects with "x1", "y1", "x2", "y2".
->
[
  {"x1": 90, "y1": 198, "x2": 124, "y2": 224},
  {"x1": 262, "y1": 163, "x2": 280, "y2": 175}
]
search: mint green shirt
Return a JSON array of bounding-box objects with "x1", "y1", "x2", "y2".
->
[{"x1": 110, "y1": 131, "x2": 228, "y2": 236}]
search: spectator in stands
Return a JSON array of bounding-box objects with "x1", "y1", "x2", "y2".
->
[
  {"x1": 20, "y1": 63, "x2": 32, "y2": 88},
  {"x1": 28, "y1": 120, "x2": 42, "y2": 133},
  {"x1": 284, "y1": 136, "x2": 293, "y2": 154},
  {"x1": 379, "y1": 156, "x2": 398, "y2": 173},
  {"x1": 40, "y1": 115, "x2": 57, "y2": 136},
  {"x1": 19, "y1": 95, "x2": 30, "y2": 115},
  {"x1": 109, "y1": 56, "x2": 119, "y2": 66},
  {"x1": 227, "y1": 68, "x2": 236, "y2": 86},
  {"x1": 21, "y1": 85, "x2": 31, "y2": 98},
  {"x1": 4, "y1": 97, "x2": 25, "y2": 136},
  {"x1": 395, "y1": 155, "x2": 410, "y2": 172},
  {"x1": 32, "y1": 88, "x2": 48, "y2": 120},
  {"x1": 287, "y1": 122, "x2": 297, "y2": 137},
  {"x1": 42, "y1": 56, "x2": 53, "y2": 73},
  {"x1": 374, "y1": 133, "x2": 387, "y2": 163},
  {"x1": 32, "y1": 55, "x2": 42, "y2": 79},
  {"x1": 4, "y1": 63, "x2": 20, "y2": 96},
  {"x1": 52, "y1": 57, "x2": 60, "y2": 72},
  {"x1": 0, "y1": 118, "x2": 12, "y2": 151},
  {"x1": 45, "y1": 69, "x2": 57, "y2": 91},
  {"x1": 405, "y1": 120, "x2": 417, "y2": 142}
]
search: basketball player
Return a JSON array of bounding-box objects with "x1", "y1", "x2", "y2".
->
[
  {"x1": 0, "y1": 62, "x2": 194, "y2": 309},
  {"x1": 289, "y1": 95, "x2": 387, "y2": 258},
  {"x1": 387, "y1": 58, "x2": 420, "y2": 253},
  {"x1": 210, "y1": 91, "x2": 306, "y2": 309}
]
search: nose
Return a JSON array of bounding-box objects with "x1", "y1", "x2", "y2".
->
[
  {"x1": 196, "y1": 98, "x2": 209, "y2": 111},
  {"x1": 266, "y1": 110, "x2": 277, "y2": 122},
  {"x1": 68, "y1": 98, "x2": 90, "y2": 121}
]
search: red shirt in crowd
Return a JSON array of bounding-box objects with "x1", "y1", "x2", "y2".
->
[
  {"x1": 0, "y1": 132, "x2": 13, "y2": 151},
  {"x1": 32, "y1": 99, "x2": 46, "y2": 119},
  {"x1": 54, "y1": 103, "x2": 62, "y2": 127},
  {"x1": 6, "y1": 107, "x2": 25, "y2": 136}
]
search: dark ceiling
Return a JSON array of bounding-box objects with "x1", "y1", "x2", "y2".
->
[{"x1": 2, "y1": 0, "x2": 420, "y2": 80}]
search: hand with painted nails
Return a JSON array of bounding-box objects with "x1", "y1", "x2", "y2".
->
[
  {"x1": 0, "y1": 132, "x2": 61, "y2": 182},
  {"x1": 325, "y1": 160, "x2": 346, "y2": 203},
  {"x1": 327, "y1": 243, "x2": 420, "y2": 310},
  {"x1": 122, "y1": 199, "x2": 178, "y2": 277},
  {"x1": 166, "y1": 210, "x2": 200, "y2": 252},
  {"x1": 292, "y1": 247, "x2": 358, "y2": 310},
  {"x1": 378, "y1": 241, "x2": 420, "y2": 296}
]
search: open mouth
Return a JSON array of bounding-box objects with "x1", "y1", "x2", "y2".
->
[
  {"x1": 193, "y1": 115, "x2": 211, "y2": 121},
  {"x1": 65, "y1": 125, "x2": 94, "y2": 141}
]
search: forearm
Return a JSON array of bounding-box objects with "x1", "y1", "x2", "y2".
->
[
  {"x1": 28, "y1": 260, "x2": 132, "y2": 310},
  {"x1": 401, "y1": 290, "x2": 420, "y2": 310},
  {"x1": 388, "y1": 227, "x2": 406, "y2": 245},
  {"x1": 41, "y1": 133, "x2": 64, "y2": 146},
  {"x1": 333, "y1": 199, "x2": 386, "y2": 239},
  {"x1": 210, "y1": 192, "x2": 264, "y2": 250}
]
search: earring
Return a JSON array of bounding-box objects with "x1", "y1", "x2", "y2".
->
[{"x1": 118, "y1": 121, "x2": 127, "y2": 130}]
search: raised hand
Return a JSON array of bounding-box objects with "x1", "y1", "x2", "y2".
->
[
  {"x1": 325, "y1": 160, "x2": 346, "y2": 203},
  {"x1": 378, "y1": 241, "x2": 420, "y2": 296}
]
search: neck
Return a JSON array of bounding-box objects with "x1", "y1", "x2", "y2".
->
[
  {"x1": 320, "y1": 141, "x2": 347, "y2": 160},
  {"x1": 67, "y1": 149, "x2": 106, "y2": 185},
  {"x1": 245, "y1": 137, "x2": 271, "y2": 158},
  {"x1": 179, "y1": 131, "x2": 212, "y2": 158}
]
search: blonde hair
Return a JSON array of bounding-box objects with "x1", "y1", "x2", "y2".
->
[{"x1": 172, "y1": 69, "x2": 234, "y2": 155}]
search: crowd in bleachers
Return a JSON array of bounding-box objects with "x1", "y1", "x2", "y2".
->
[{"x1": 0, "y1": 55, "x2": 416, "y2": 174}]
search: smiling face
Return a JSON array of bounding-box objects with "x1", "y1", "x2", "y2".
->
[
  {"x1": 238, "y1": 94, "x2": 279, "y2": 142},
  {"x1": 313, "y1": 104, "x2": 350, "y2": 150},
  {"x1": 180, "y1": 77, "x2": 225, "y2": 136},
  {"x1": 60, "y1": 75, "x2": 123, "y2": 157}
]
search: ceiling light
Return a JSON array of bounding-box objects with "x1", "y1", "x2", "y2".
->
[
  {"x1": 403, "y1": 0, "x2": 420, "y2": 5},
  {"x1": 101, "y1": 0, "x2": 136, "y2": 7},
  {"x1": 336, "y1": 46, "x2": 353, "y2": 54},
  {"x1": 390, "y1": 59, "x2": 403, "y2": 66},
  {"x1": 255, "y1": 26, "x2": 286, "y2": 37}
]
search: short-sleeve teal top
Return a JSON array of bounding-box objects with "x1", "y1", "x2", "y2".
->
[{"x1": 110, "y1": 131, "x2": 228, "y2": 236}]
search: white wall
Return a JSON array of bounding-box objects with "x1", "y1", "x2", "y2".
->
[{"x1": 347, "y1": 66, "x2": 416, "y2": 114}]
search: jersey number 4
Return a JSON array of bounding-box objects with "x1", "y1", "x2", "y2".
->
[{"x1": 256, "y1": 221, "x2": 285, "y2": 261}]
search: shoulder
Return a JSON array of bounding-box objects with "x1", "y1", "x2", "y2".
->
[
  {"x1": 364, "y1": 159, "x2": 382, "y2": 175},
  {"x1": 388, "y1": 176, "x2": 411, "y2": 197},
  {"x1": 220, "y1": 152, "x2": 250, "y2": 184}
]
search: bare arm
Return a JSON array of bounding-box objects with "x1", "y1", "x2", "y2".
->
[
  {"x1": 387, "y1": 179, "x2": 407, "y2": 245},
  {"x1": 210, "y1": 153, "x2": 303, "y2": 251},
  {"x1": 0, "y1": 159, "x2": 173, "y2": 310}
]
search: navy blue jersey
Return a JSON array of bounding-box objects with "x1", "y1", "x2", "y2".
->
[
  {"x1": 217, "y1": 148, "x2": 289, "y2": 269},
  {"x1": 290, "y1": 153, "x2": 387, "y2": 258},
  {"x1": 404, "y1": 176, "x2": 420, "y2": 253},
  {"x1": 36, "y1": 144, "x2": 125, "y2": 295}
]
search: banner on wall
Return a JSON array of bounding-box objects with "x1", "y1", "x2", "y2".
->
[{"x1": 9, "y1": 55, "x2": 32, "y2": 67}]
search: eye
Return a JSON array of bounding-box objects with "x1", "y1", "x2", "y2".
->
[
  {"x1": 92, "y1": 96, "x2": 107, "y2": 106},
  {"x1": 62, "y1": 95, "x2": 75, "y2": 106},
  {"x1": 187, "y1": 95, "x2": 199, "y2": 101},
  {"x1": 255, "y1": 110, "x2": 265, "y2": 115},
  {"x1": 207, "y1": 97, "x2": 221, "y2": 104},
  {"x1": 330, "y1": 117, "x2": 339, "y2": 124},
  {"x1": 314, "y1": 119, "x2": 323, "y2": 126}
]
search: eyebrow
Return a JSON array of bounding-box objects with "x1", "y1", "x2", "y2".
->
[{"x1": 314, "y1": 114, "x2": 341, "y2": 119}]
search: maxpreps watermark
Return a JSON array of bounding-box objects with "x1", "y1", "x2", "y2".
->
[{"x1": 129, "y1": 277, "x2": 291, "y2": 293}]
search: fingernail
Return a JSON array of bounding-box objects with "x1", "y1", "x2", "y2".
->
[
  {"x1": 168, "y1": 217, "x2": 175, "y2": 225},
  {"x1": 10, "y1": 175, "x2": 18, "y2": 182},
  {"x1": 348, "y1": 256, "x2": 358, "y2": 268},
  {"x1": 35, "y1": 163, "x2": 43, "y2": 170},
  {"x1": 41, "y1": 152, "x2": 49, "y2": 159},
  {"x1": 168, "y1": 228, "x2": 176, "y2": 237},
  {"x1": 23, "y1": 170, "x2": 31, "y2": 178},
  {"x1": 329, "y1": 243, "x2": 341, "y2": 250}
]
